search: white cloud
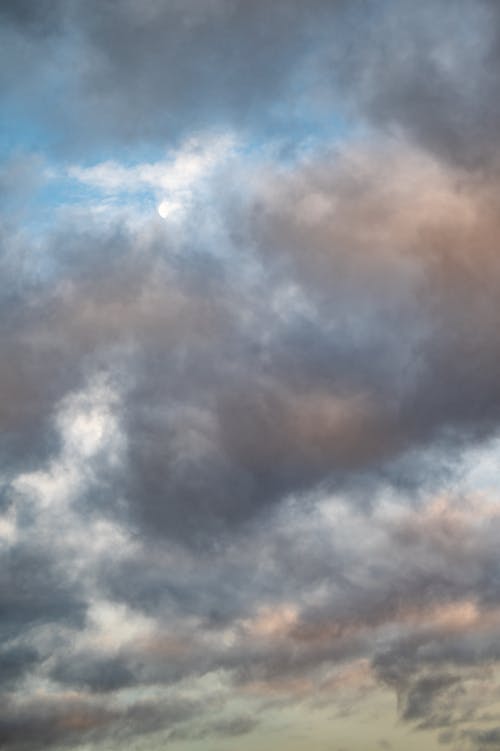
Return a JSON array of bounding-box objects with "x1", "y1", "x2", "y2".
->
[{"x1": 67, "y1": 134, "x2": 236, "y2": 221}]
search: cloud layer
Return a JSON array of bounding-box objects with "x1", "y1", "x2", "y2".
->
[{"x1": 2, "y1": 2, "x2": 500, "y2": 750}]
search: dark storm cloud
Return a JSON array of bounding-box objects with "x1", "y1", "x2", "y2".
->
[
  {"x1": 84, "y1": 490, "x2": 500, "y2": 694},
  {"x1": 326, "y1": 0, "x2": 500, "y2": 169},
  {"x1": 231, "y1": 142, "x2": 500, "y2": 457},
  {"x1": 50, "y1": 653, "x2": 136, "y2": 694},
  {"x1": 0, "y1": 645, "x2": 39, "y2": 689},
  {"x1": 0, "y1": 699, "x2": 115, "y2": 751},
  {"x1": 4, "y1": 138, "x2": 500, "y2": 545},
  {"x1": 3, "y1": 0, "x2": 500, "y2": 166},
  {"x1": 400, "y1": 673, "x2": 462, "y2": 724},
  {"x1": 0, "y1": 207, "x2": 394, "y2": 544},
  {"x1": 0, "y1": 695, "x2": 204, "y2": 751},
  {"x1": 463, "y1": 727, "x2": 500, "y2": 750},
  {"x1": 0, "y1": 0, "x2": 65, "y2": 33},
  {"x1": 0, "y1": 544, "x2": 85, "y2": 638},
  {"x1": 4, "y1": 2, "x2": 500, "y2": 749},
  {"x1": 0, "y1": 0, "x2": 341, "y2": 153}
]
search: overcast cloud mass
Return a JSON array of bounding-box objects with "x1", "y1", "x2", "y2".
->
[{"x1": 2, "y1": 1, "x2": 500, "y2": 749}]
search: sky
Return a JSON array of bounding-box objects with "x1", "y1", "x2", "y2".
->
[{"x1": 3, "y1": 1, "x2": 500, "y2": 750}]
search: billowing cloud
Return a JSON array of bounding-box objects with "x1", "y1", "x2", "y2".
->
[{"x1": 3, "y1": 2, "x2": 500, "y2": 750}]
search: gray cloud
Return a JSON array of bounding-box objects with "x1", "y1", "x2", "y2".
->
[
  {"x1": 168, "y1": 714, "x2": 258, "y2": 742},
  {"x1": 3, "y1": 137, "x2": 500, "y2": 546},
  {"x1": 4, "y1": 2, "x2": 500, "y2": 749},
  {"x1": 0, "y1": 544, "x2": 86, "y2": 639},
  {"x1": 464, "y1": 726, "x2": 500, "y2": 750},
  {"x1": 0, "y1": 695, "x2": 204, "y2": 751},
  {"x1": 0, "y1": 0, "x2": 341, "y2": 154},
  {"x1": 0, "y1": 645, "x2": 39, "y2": 690},
  {"x1": 2, "y1": 0, "x2": 500, "y2": 167},
  {"x1": 50, "y1": 654, "x2": 136, "y2": 694}
]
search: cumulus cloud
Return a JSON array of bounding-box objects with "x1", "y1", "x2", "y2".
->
[{"x1": 3, "y1": 2, "x2": 500, "y2": 750}]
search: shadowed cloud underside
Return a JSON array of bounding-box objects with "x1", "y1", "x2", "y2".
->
[{"x1": 2, "y1": 2, "x2": 500, "y2": 750}]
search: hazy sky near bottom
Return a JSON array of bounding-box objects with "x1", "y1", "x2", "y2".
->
[{"x1": 3, "y1": 2, "x2": 500, "y2": 750}]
